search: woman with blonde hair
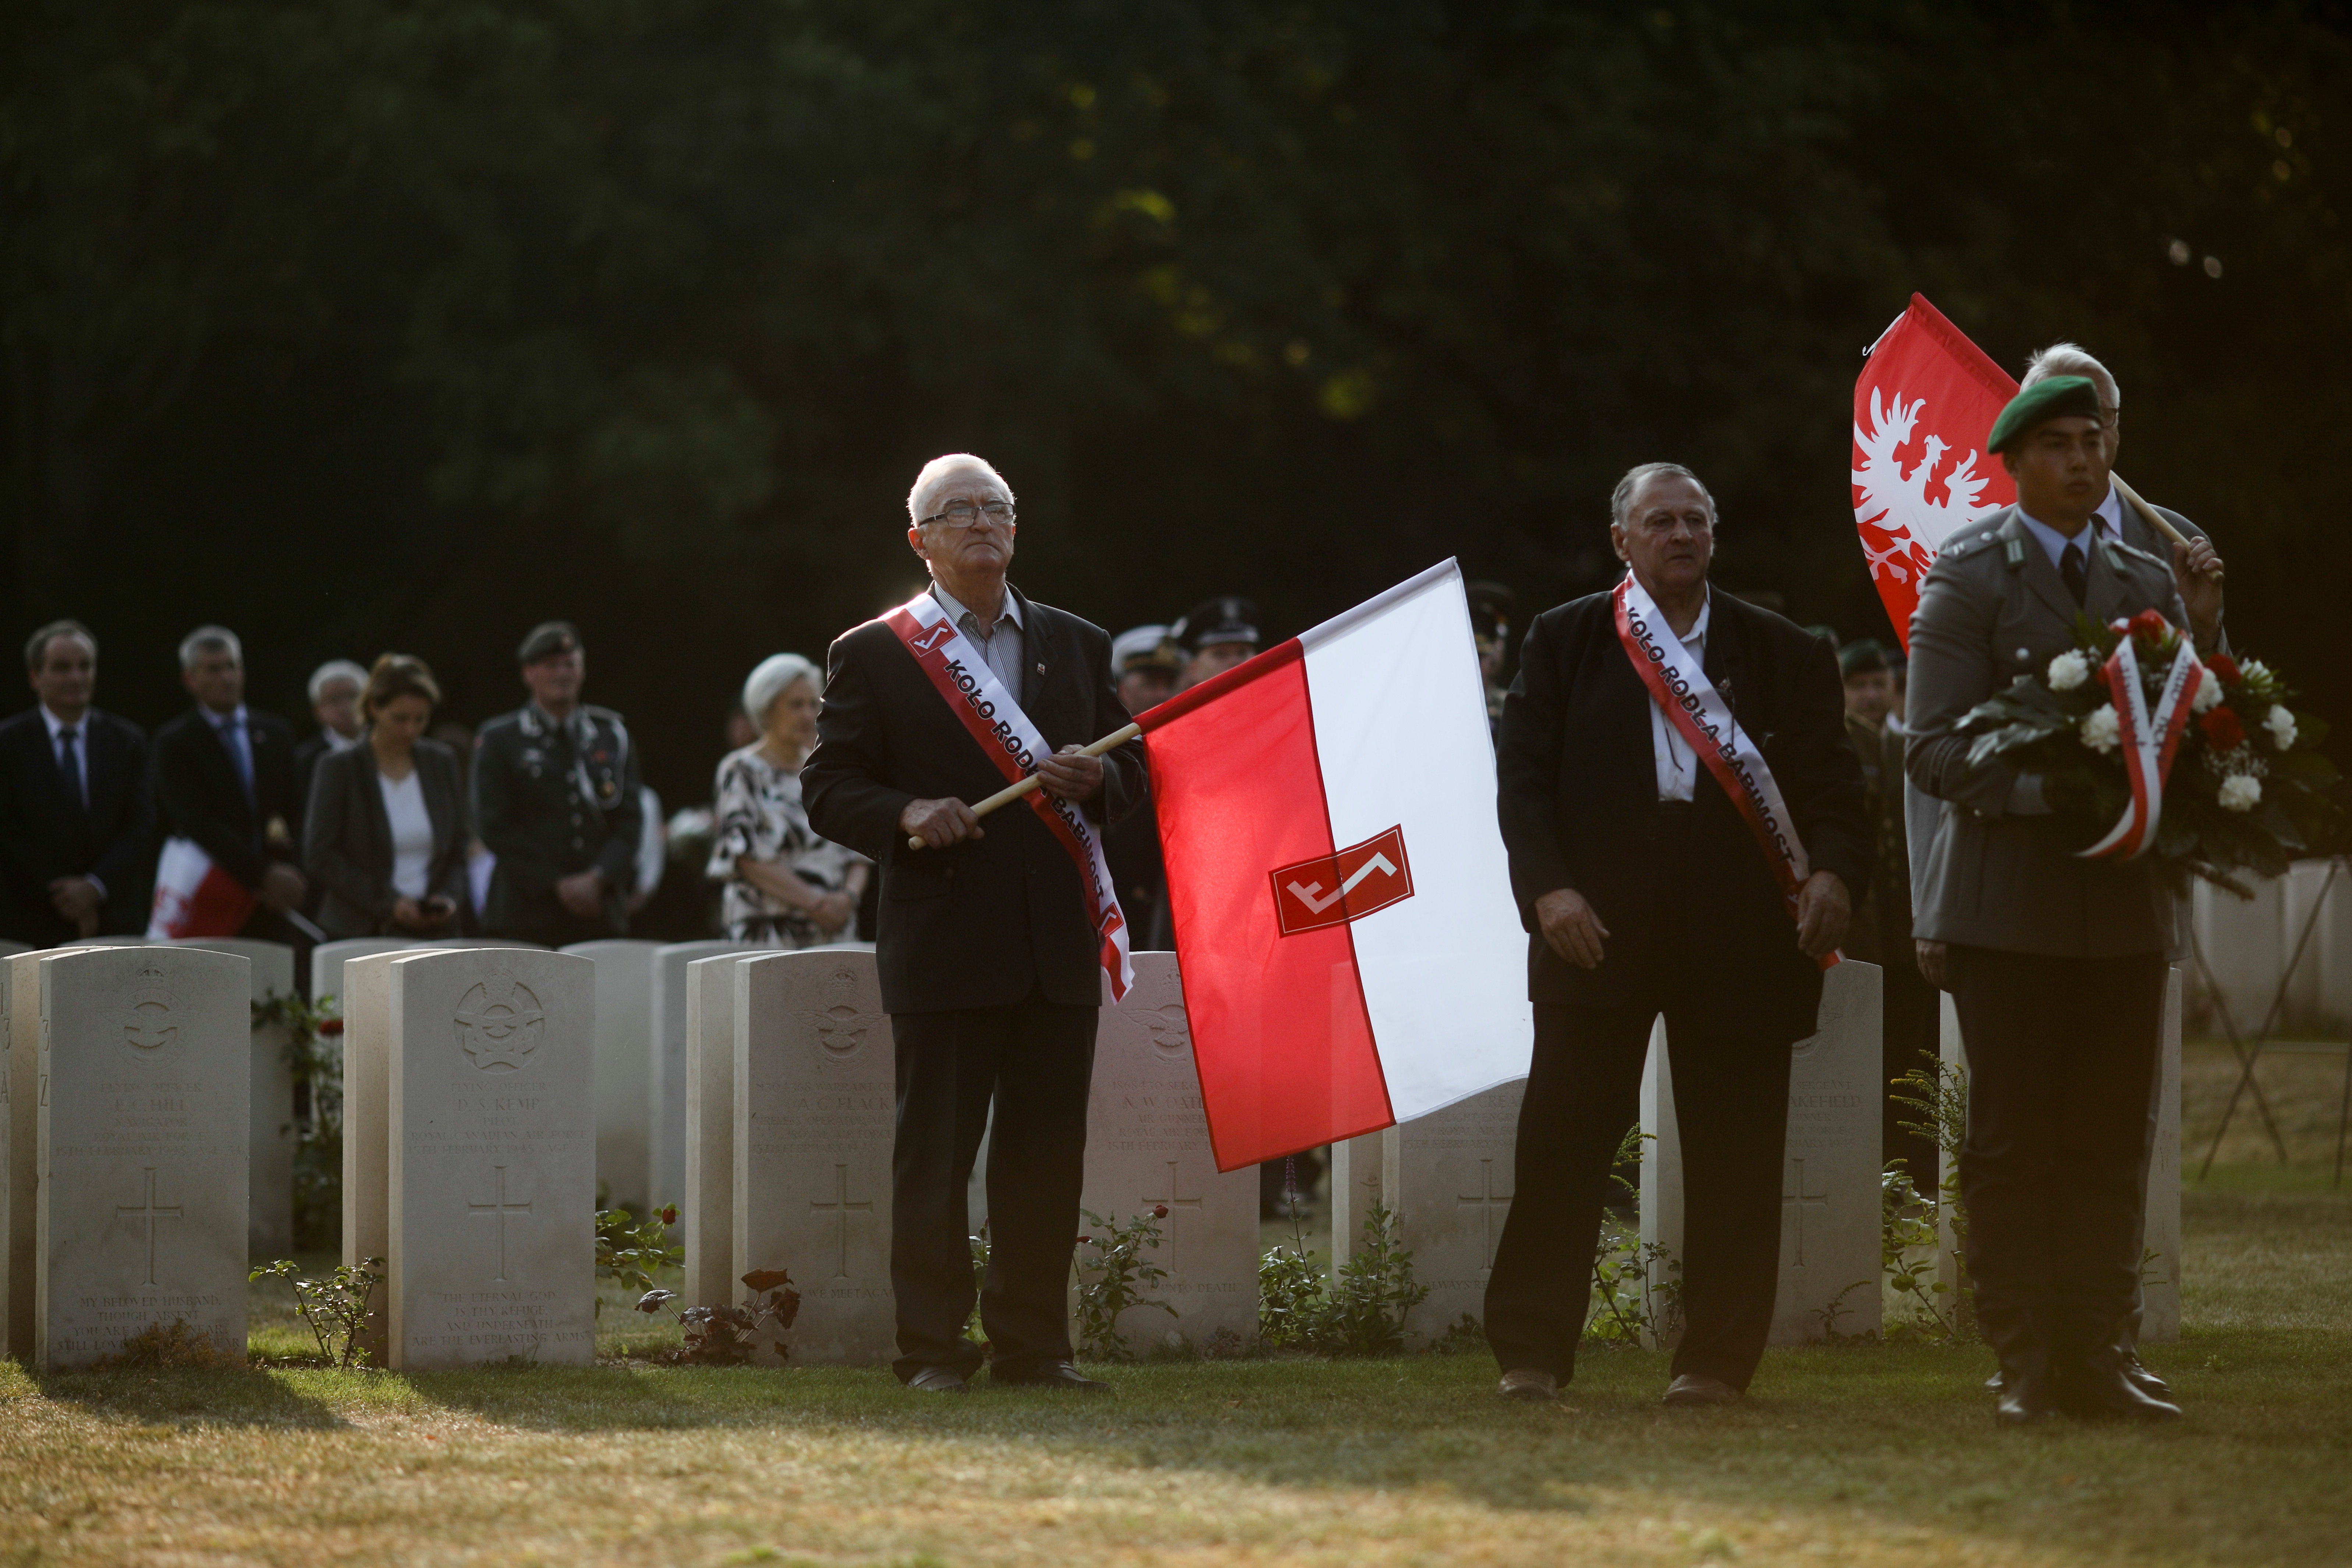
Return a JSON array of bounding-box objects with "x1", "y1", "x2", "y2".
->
[{"x1": 707, "y1": 653, "x2": 868, "y2": 945}]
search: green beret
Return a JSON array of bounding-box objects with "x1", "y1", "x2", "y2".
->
[
  {"x1": 517, "y1": 620, "x2": 582, "y2": 663},
  {"x1": 1987, "y1": 375, "x2": 2102, "y2": 454},
  {"x1": 1839, "y1": 638, "x2": 1889, "y2": 678}
]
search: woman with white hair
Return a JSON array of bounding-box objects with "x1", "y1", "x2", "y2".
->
[{"x1": 706, "y1": 653, "x2": 869, "y2": 945}]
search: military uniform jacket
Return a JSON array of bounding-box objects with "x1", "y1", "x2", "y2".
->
[
  {"x1": 1904, "y1": 506, "x2": 2190, "y2": 957},
  {"x1": 472, "y1": 702, "x2": 643, "y2": 930}
]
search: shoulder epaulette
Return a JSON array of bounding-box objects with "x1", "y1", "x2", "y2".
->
[{"x1": 2105, "y1": 537, "x2": 2168, "y2": 571}]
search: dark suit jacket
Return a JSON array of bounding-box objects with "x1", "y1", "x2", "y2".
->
[
  {"x1": 303, "y1": 736, "x2": 472, "y2": 938},
  {"x1": 804, "y1": 585, "x2": 1144, "y2": 1014},
  {"x1": 0, "y1": 707, "x2": 154, "y2": 944},
  {"x1": 152, "y1": 706, "x2": 303, "y2": 891},
  {"x1": 1496, "y1": 587, "x2": 1872, "y2": 1040}
]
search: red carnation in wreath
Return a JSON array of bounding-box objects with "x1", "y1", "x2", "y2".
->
[
  {"x1": 2207, "y1": 652, "x2": 2242, "y2": 686},
  {"x1": 2129, "y1": 609, "x2": 2170, "y2": 643},
  {"x1": 2200, "y1": 706, "x2": 2246, "y2": 752}
]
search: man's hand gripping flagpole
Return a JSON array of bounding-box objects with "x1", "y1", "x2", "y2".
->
[{"x1": 905, "y1": 721, "x2": 1142, "y2": 851}]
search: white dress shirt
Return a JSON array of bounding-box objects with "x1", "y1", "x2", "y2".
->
[
  {"x1": 2016, "y1": 508, "x2": 2096, "y2": 570},
  {"x1": 1648, "y1": 590, "x2": 1711, "y2": 802},
  {"x1": 378, "y1": 769, "x2": 435, "y2": 900},
  {"x1": 930, "y1": 581, "x2": 1027, "y2": 699}
]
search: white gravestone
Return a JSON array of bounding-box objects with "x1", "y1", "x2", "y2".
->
[
  {"x1": 1641, "y1": 962, "x2": 1883, "y2": 1347},
  {"x1": 734, "y1": 949, "x2": 894, "y2": 1363},
  {"x1": 1372, "y1": 1079, "x2": 1525, "y2": 1345},
  {"x1": 386, "y1": 948, "x2": 597, "y2": 1369},
  {"x1": 2192, "y1": 874, "x2": 2285, "y2": 1031},
  {"x1": 560, "y1": 939, "x2": 661, "y2": 1216},
  {"x1": 1080, "y1": 954, "x2": 1258, "y2": 1350},
  {"x1": 682, "y1": 949, "x2": 769, "y2": 1309},
  {"x1": 36, "y1": 947, "x2": 250, "y2": 1369},
  {"x1": 1327, "y1": 1129, "x2": 1387, "y2": 1266},
  {"x1": 2283, "y1": 858, "x2": 2349, "y2": 1033},
  {"x1": 310, "y1": 938, "x2": 419, "y2": 1011},
  {"x1": 3, "y1": 949, "x2": 93, "y2": 1357},
  {"x1": 167, "y1": 939, "x2": 299, "y2": 1258},
  {"x1": 652, "y1": 941, "x2": 751, "y2": 1213},
  {"x1": 1938, "y1": 969, "x2": 2182, "y2": 1344},
  {"x1": 338, "y1": 947, "x2": 433, "y2": 1364}
]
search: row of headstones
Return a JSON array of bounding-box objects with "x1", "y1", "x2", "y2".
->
[
  {"x1": 3, "y1": 941, "x2": 2182, "y2": 1371},
  {"x1": 2191, "y1": 857, "x2": 2352, "y2": 1034}
]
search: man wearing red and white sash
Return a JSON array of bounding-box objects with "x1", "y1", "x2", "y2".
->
[
  {"x1": 805, "y1": 454, "x2": 1143, "y2": 1394},
  {"x1": 1906, "y1": 377, "x2": 2190, "y2": 1424},
  {"x1": 1487, "y1": 463, "x2": 1870, "y2": 1406}
]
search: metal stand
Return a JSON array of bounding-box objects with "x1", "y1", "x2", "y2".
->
[{"x1": 2197, "y1": 857, "x2": 2345, "y2": 1180}]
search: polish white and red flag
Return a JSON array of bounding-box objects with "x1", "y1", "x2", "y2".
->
[
  {"x1": 1853, "y1": 292, "x2": 2020, "y2": 648},
  {"x1": 146, "y1": 837, "x2": 256, "y2": 940},
  {"x1": 1138, "y1": 561, "x2": 1532, "y2": 1173}
]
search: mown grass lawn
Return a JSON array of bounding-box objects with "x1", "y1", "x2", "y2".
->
[{"x1": 3, "y1": 1053, "x2": 2346, "y2": 1567}]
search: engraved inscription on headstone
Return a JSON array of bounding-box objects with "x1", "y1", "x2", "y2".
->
[
  {"x1": 386, "y1": 948, "x2": 595, "y2": 1370},
  {"x1": 35, "y1": 947, "x2": 249, "y2": 1370},
  {"x1": 735, "y1": 950, "x2": 895, "y2": 1363},
  {"x1": 5, "y1": 948, "x2": 102, "y2": 1358},
  {"x1": 1080, "y1": 954, "x2": 1256, "y2": 1349}
]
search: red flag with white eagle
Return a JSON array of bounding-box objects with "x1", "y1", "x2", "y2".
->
[
  {"x1": 1138, "y1": 561, "x2": 1533, "y2": 1172},
  {"x1": 1853, "y1": 293, "x2": 2020, "y2": 648}
]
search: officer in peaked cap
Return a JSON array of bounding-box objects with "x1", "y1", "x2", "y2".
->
[
  {"x1": 472, "y1": 620, "x2": 645, "y2": 944},
  {"x1": 1109, "y1": 623, "x2": 1184, "y2": 717},
  {"x1": 1172, "y1": 595, "x2": 1261, "y2": 690}
]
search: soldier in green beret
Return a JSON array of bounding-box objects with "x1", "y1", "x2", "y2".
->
[
  {"x1": 472, "y1": 620, "x2": 645, "y2": 944},
  {"x1": 1905, "y1": 376, "x2": 2188, "y2": 1425}
]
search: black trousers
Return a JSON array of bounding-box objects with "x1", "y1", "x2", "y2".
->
[
  {"x1": 887, "y1": 989, "x2": 1096, "y2": 1381},
  {"x1": 1948, "y1": 944, "x2": 2166, "y2": 1371},
  {"x1": 1484, "y1": 998, "x2": 1796, "y2": 1390}
]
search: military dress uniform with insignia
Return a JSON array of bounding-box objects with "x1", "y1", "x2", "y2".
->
[
  {"x1": 1905, "y1": 376, "x2": 2189, "y2": 1423},
  {"x1": 473, "y1": 692, "x2": 644, "y2": 945}
]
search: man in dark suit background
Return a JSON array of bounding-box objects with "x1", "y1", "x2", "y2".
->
[
  {"x1": 152, "y1": 624, "x2": 309, "y2": 938},
  {"x1": 1484, "y1": 462, "x2": 1870, "y2": 1407},
  {"x1": 0, "y1": 621, "x2": 155, "y2": 943},
  {"x1": 805, "y1": 453, "x2": 1142, "y2": 1395}
]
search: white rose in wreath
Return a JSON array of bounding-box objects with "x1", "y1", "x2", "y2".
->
[
  {"x1": 2266, "y1": 704, "x2": 2298, "y2": 750},
  {"x1": 2079, "y1": 705, "x2": 2122, "y2": 755},
  {"x1": 2219, "y1": 774, "x2": 2263, "y2": 812},
  {"x1": 2047, "y1": 650, "x2": 2093, "y2": 692},
  {"x1": 2192, "y1": 674, "x2": 2223, "y2": 714}
]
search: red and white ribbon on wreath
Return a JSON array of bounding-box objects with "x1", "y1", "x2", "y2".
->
[
  {"x1": 1613, "y1": 572, "x2": 1836, "y2": 969},
  {"x1": 883, "y1": 588, "x2": 1134, "y2": 1000},
  {"x1": 2079, "y1": 627, "x2": 2206, "y2": 861}
]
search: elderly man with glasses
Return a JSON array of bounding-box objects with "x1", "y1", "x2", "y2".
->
[{"x1": 805, "y1": 453, "x2": 1145, "y2": 1394}]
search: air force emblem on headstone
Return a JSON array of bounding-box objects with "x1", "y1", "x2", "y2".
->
[
  {"x1": 453, "y1": 974, "x2": 547, "y2": 1072},
  {"x1": 120, "y1": 963, "x2": 181, "y2": 1066},
  {"x1": 1271, "y1": 824, "x2": 1413, "y2": 936}
]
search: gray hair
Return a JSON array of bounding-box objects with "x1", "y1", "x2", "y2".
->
[
  {"x1": 2022, "y1": 341, "x2": 2120, "y2": 410},
  {"x1": 906, "y1": 453, "x2": 1017, "y2": 525},
  {"x1": 178, "y1": 625, "x2": 242, "y2": 671},
  {"x1": 24, "y1": 618, "x2": 95, "y2": 671},
  {"x1": 1610, "y1": 463, "x2": 1717, "y2": 528},
  {"x1": 307, "y1": 658, "x2": 369, "y2": 703},
  {"x1": 742, "y1": 653, "x2": 822, "y2": 728}
]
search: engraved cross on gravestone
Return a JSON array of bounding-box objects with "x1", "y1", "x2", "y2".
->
[
  {"x1": 116, "y1": 1169, "x2": 184, "y2": 1288},
  {"x1": 467, "y1": 1166, "x2": 533, "y2": 1283},
  {"x1": 1781, "y1": 1157, "x2": 1830, "y2": 1269},
  {"x1": 808, "y1": 1163, "x2": 873, "y2": 1280},
  {"x1": 1455, "y1": 1157, "x2": 1512, "y2": 1270},
  {"x1": 1139, "y1": 1159, "x2": 1205, "y2": 1274}
]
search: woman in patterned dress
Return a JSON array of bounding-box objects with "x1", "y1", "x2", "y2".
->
[{"x1": 706, "y1": 653, "x2": 869, "y2": 945}]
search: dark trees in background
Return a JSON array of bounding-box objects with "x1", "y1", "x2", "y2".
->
[{"x1": 4, "y1": 1, "x2": 2346, "y2": 813}]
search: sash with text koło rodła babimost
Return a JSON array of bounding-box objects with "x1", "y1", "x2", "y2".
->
[
  {"x1": 1613, "y1": 571, "x2": 1835, "y2": 968},
  {"x1": 883, "y1": 589, "x2": 1134, "y2": 1001}
]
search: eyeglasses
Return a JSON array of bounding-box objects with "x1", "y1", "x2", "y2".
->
[{"x1": 920, "y1": 500, "x2": 1017, "y2": 530}]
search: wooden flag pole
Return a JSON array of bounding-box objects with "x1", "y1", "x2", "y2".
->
[
  {"x1": 2112, "y1": 473, "x2": 2221, "y2": 581},
  {"x1": 905, "y1": 721, "x2": 1143, "y2": 850}
]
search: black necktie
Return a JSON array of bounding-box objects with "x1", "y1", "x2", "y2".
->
[
  {"x1": 57, "y1": 726, "x2": 86, "y2": 812},
  {"x1": 2061, "y1": 542, "x2": 2088, "y2": 607}
]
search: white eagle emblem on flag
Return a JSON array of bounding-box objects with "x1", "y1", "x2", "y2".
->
[{"x1": 1851, "y1": 387, "x2": 2000, "y2": 587}]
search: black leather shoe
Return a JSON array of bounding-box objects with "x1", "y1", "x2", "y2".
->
[
  {"x1": 904, "y1": 1366, "x2": 969, "y2": 1394},
  {"x1": 2123, "y1": 1351, "x2": 2172, "y2": 1400},
  {"x1": 2062, "y1": 1363, "x2": 2182, "y2": 1423},
  {"x1": 1994, "y1": 1366, "x2": 2063, "y2": 1426},
  {"x1": 992, "y1": 1361, "x2": 1109, "y2": 1392}
]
